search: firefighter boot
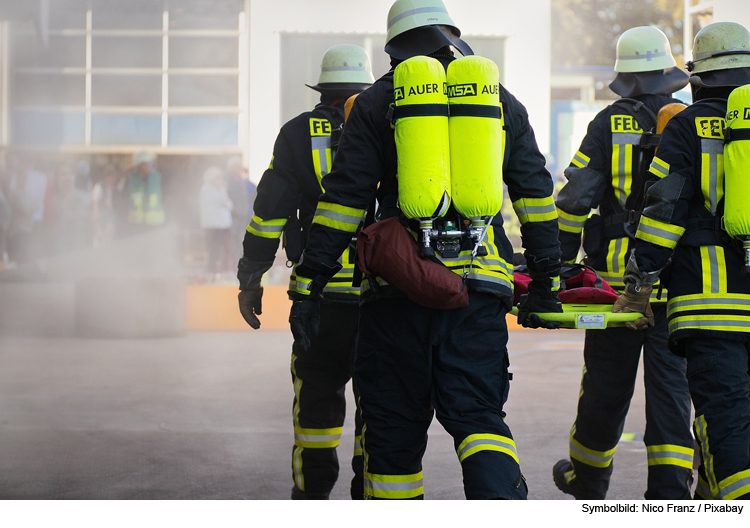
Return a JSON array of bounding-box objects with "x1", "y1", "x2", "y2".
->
[{"x1": 552, "y1": 459, "x2": 606, "y2": 500}]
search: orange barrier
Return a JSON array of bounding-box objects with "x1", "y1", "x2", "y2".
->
[{"x1": 186, "y1": 284, "x2": 527, "y2": 331}]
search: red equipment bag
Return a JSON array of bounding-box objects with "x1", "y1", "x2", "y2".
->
[
  {"x1": 513, "y1": 263, "x2": 620, "y2": 305},
  {"x1": 356, "y1": 217, "x2": 470, "y2": 310}
]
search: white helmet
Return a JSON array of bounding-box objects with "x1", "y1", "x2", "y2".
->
[
  {"x1": 132, "y1": 150, "x2": 154, "y2": 166},
  {"x1": 609, "y1": 26, "x2": 688, "y2": 97},
  {"x1": 384, "y1": 0, "x2": 472, "y2": 60},
  {"x1": 306, "y1": 45, "x2": 374, "y2": 95},
  {"x1": 614, "y1": 26, "x2": 677, "y2": 73},
  {"x1": 688, "y1": 22, "x2": 750, "y2": 88}
]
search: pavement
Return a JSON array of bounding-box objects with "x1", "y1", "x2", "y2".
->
[{"x1": 0, "y1": 328, "x2": 657, "y2": 500}]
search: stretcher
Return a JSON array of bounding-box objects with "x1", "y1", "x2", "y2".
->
[{"x1": 510, "y1": 304, "x2": 644, "y2": 329}]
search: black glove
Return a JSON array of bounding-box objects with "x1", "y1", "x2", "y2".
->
[
  {"x1": 517, "y1": 279, "x2": 563, "y2": 329},
  {"x1": 289, "y1": 295, "x2": 320, "y2": 352},
  {"x1": 238, "y1": 287, "x2": 263, "y2": 329}
]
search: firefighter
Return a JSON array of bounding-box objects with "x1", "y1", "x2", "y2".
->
[
  {"x1": 287, "y1": 0, "x2": 562, "y2": 499},
  {"x1": 552, "y1": 27, "x2": 694, "y2": 499},
  {"x1": 124, "y1": 150, "x2": 165, "y2": 237},
  {"x1": 236, "y1": 44, "x2": 374, "y2": 499},
  {"x1": 614, "y1": 21, "x2": 750, "y2": 500}
]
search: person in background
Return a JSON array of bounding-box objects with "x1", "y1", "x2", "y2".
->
[
  {"x1": 199, "y1": 166, "x2": 233, "y2": 280},
  {"x1": 124, "y1": 151, "x2": 165, "y2": 237},
  {"x1": 225, "y1": 155, "x2": 251, "y2": 270},
  {"x1": 91, "y1": 163, "x2": 121, "y2": 247}
]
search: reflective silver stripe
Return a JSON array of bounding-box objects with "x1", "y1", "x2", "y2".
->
[
  {"x1": 365, "y1": 479, "x2": 424, "y2": 492},
  {"x1": 388, "y1": 6, "x2": 448, "y2": 28},
  {"x1": 312, "y1": 136, "x2": 331, "y2": 177},
  {"x1": 613, "y1": 132, "x2": 641, "y2": 145},
  {"x1": 718, "y1": 472, "x2": 750, "y2": 499},
  {"x1": 572, "y1": 152, "x2": 589, "y2": 167},
  {"x1": 514, "y1": 202, "x2": 556, "y2": 218},
  {"x1": 314, "y1": 208, "x2": 363, "y2": 228},
  {"x1": 457, "y1": 437, "x2": 518, "y2": 462},
  {"x1": 708, "y1": 246, "x2": 720, "y2": 294},
  {"x1": 248, "y1": 218, "x2": 284, "y2": 234},
  {"x1": 695, "y1": 477, "x2": 713, "y2": 499},
  {"x1": 323, "y1": 285, "x2": 360, "y2": 293},
  {"x1": 702, "y1": 138, "x2": 722, "y2": 215},
  {"x1": 321, "y1": 65, "x2": 368, "y2": 72},
  {"x1": 669, "y1": 318, "x2": 750, "y2": 330},
  {"x1": 464, "y1": 271, "x2": 513, "y2": 289},
  {"x1": 646, "y1": 450, "x2": 693, "y2": 464},
  {"x1": 637, "y1": 222, "x2": 682, "y2": 246},
  {"x1": 295, "y1": 433, "x2": 341, "y2": 443},
  {"x1": 618, "y1": 50, "x2": 666, "y2": 62},
  {"x1": 570, "y1": 443, "x2": 614, "y2": 466},
  {"x1": 668, "y1": 297, "x2": 750, "y2": 310},
  {"x1": 610, "y1": 237, "x2": 624, "y2": 274},
  {"x1": 650, "y1": 159, "x2": 669, "y2": 178},
  {"x1": 558, "y1": 216, "x2": 587, "y2": 230}
]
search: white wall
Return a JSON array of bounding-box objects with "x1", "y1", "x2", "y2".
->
[
  {"x1": 247, "y1": 0, "x2": 552, "y2": 182},
  {"x1": 713, "y1": 0, "x2": 750, "y2": 30}
]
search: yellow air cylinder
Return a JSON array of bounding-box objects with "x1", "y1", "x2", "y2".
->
[
  {"x1": 393, "y1": 55, "x2": 451, "y2": 220},
  {"x1": 723, "y1": 84, "x2": 750, "y2": 274},
  {"x1": 447, "y1": 55, "x2": 504, "y2": 220}
]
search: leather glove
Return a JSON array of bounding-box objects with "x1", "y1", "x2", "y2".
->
[
  {"x1": 613, "y1": 284, "x2": 654, "y2": 331},
  {"x1": 289, "y1": 296, "x2": 320, "y2": 352},
  {"x1": 517, "y1": 279, "x2": 563, "y2": 329},
  {"x1": 238, "y1": 287, "x2": 263, "y2": 329}
]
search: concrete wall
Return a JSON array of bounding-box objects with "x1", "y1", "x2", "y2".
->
[{"x1": 247, "y1": 0, "x2": 552, "y2": 182}]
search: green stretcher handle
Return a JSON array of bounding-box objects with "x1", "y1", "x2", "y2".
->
[{"x1": 510, "y1": 304, "x2": 644, "y2": 329}]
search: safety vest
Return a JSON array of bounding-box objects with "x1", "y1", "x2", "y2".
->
[{"x1": 127, "y1": 171, "x2": 165, "y2": 226}]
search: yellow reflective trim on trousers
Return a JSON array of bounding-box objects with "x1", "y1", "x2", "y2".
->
[
  {"x1": 557, "y1": 207, "x2": 588, "y2": 234},
  {"x1": 717, "y1": 468, "x2": 750, "y2": 500},
  {"x1": 649, "y1": 156, "x2": 670, "y2": 179},
  {"x1": 695, "y1": 415, "x2": 719, "y2": 497},
  {"x1": 354, "y1": 435, "x2": 363, "y2": 457},
  {"x1": 569, "y1": 434, "x2": 616, "y2": 468},
  {"x1": 312, "y1": 202, "x2": 365, "y2": 233},
  {"x1": 700, "y1": 245, "x2": 727, "y2": 294},
  {"x1": 294, "y1": 426, "x2": 343, "y2": 448},
  {"x1": 571, "y1": 150, "x2": 590, "y2": 168},
  {"x1": 512, "y1": 196, "x2": 557, "y2": 225},
  {"x1": 364, "y1": 471, "x2": 424, "y2": 499},
  {"x1": 456, "y1": 434, "x2": 519, "y2": 464},
  {"x1": 646, "y1": 444, "x2": 694, "y2": 469},
  {"x1": 695, "y1": 474, "x2": 714, "y2": 499},
  {"x1": 246, "y1": 214, "x2": 287, "y2": 239},
  {"x1": 636, "y1": 216, "x2": 685, "y2": 249},
  {"x1": 291, "y1": 354, "x2": 304, "y2": 490}
]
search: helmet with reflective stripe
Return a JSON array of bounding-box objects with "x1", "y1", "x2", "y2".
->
[
  {"x1": 384, "y1": 0, "x2": 472, "y2": 60},
  {"x1": 614, "y1": 26, "x2": 676, "y2": 73},
  {"x1": 687, "y1": 22, "x2": 750, "y2": 88},
  {"x1": 306, "y1": 45, "x2": 375, "y2": 94}
]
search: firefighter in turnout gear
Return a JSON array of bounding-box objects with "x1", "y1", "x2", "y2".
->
[
  {"x1": 552, "y1": 26, "x2": 694, "y2": 500},
  {"x1": 236, "y1": 44, "x2": 374, "y2": 499},
  {"x1": 619, "y1": 21, "x2": 750, "y2": 500},
  {"x1": 288, "y1": 0, "x2": 562, "y2": 499}
]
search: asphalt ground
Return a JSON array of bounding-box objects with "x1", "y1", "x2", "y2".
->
[{"x1": 0, "y1": 328, "x2": 658, "y2": 502}]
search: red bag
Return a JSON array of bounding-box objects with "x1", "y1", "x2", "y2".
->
[
  {"x1": 356, "y1": 217, "x2": 469, "y2": 310},
  {"x1": 513, "y1": 263, "x2": 620, "y2": 305}
]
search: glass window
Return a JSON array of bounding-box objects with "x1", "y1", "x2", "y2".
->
[
  {"x1": 14, "y1": 74, "x2": 85, "y2": 106},
  {"x1": 13, "y1": 110, "x2": 85, "y2": 146},
  {"x1": 92, "y1": 75, "x2": 162, "y2": 107},
  {"x1": 48, "y1": 0, "x2": 88, "y2": 30},
  {"x1": 168, "y1": 115, "x2": 238, "y2": 146},
  {"x1": 91, "y1": 115, "x2": 162, "y2": 145},
  {"x1": 169, "y1": 76, "x2": 238, "y2": 107},
  {"x1": 169, "y1": 37, "x2": 239, "y2": 69},
  {"x1": 92, "y1": 37, "x2": 162, "y2": 68},
  {"x1": 169, "y1": 0, "x2": 243, "y2": 30},
  {"x1": 91, "y1": 0, "x2": 164, "y2": 30},
  {"x1": 14, "y1": 35, "x2": 86, "y2": 68}
]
